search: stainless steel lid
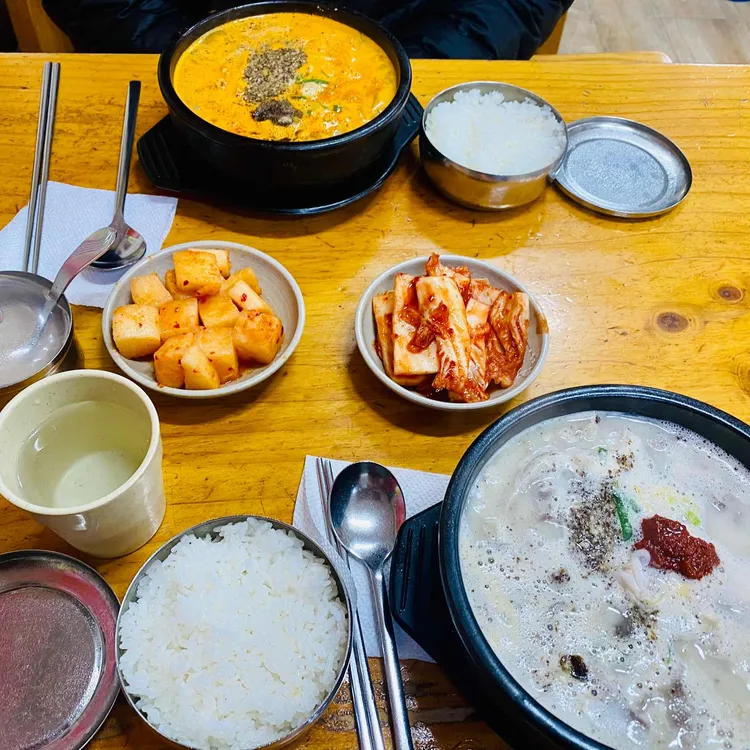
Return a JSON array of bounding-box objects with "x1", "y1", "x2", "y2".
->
[
  {"x1": 0, "y1": 272, "x2": 73, "y2": 394},
  {"x1": 0, "y1": 550, "x2": 120, "y2": 750},
  {"x1": 552, "y1": 116, "x2": 692, "y2": 217}
]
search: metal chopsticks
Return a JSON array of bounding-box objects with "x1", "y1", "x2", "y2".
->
[
  {"x1": 23, "y1": 61, "x2": 60, "y2": 275},
  {"x1": 316, "y1": 458, "x2": 386, "y2": 750}
]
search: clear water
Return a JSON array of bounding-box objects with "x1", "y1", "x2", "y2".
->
[{"x1": 17, "y1": 401, "x2": 150, "y2": 508}]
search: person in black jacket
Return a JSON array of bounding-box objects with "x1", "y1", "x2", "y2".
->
[{"x1": 43, "y1": 0, "x2": 574, "y2": 60}]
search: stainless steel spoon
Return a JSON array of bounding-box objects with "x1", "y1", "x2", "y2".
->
[
  {"x1": 90, "y1": 80, "x2": 146, "y2": 270},
  {"x1": 330, "y1": 462, "x2": 414, "y2": 750},
  {"x1": 38, "y1": 226, "x2": 118, "y2": 324},
  {"x1": 317, "y1": 458, "x2": 386, "y2": 750}
]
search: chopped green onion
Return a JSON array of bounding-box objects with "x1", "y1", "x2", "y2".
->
[
  {"x1": 686, "y1": 510, "x2": 701, "y2": 526},
  {"x1": 626, "y1": 494, "x2": 640, "y2": 513},
  {"x1": 291, "y1": 95, "x2": 307, "y2": 100},
  {"x1": 297, "y1": 77, "x2": 329, "y2": 85},
  {"x1": 333, "y1": 104, "x2": 342, "y2": 113},
  {"x1": 612, "y1": 490, "x2": 634, "y2": 541}
]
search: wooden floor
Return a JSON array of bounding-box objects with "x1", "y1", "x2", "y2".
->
[{"x1": 561, "y1": 0, "x2": 750, "y2": 63}]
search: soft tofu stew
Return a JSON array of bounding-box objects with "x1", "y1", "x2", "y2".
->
[
  {"x1": 173, "y1": 13, "x2": 398, "y2": 142},
  {"x1": 460, "y1": 412, "x2": 750, "y2": 749}
]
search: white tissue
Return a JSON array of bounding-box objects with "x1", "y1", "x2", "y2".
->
[
  {"x1": 294, "y1": 455, "x2": 451, "y2": 661},
  {"x1": 0, "y1": 182, "x2": 177, "y2": 307}
]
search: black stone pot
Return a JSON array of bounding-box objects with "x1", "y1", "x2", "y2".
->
[
  {"x1": 158, "y1": 1, "x2": 413, "y2": 190},
  {"x1": 391, "y1": 385, "x2": 750, "y2": 750}
]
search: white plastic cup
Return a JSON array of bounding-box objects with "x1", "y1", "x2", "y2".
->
[{"x1": 0, "y1": 370, "x2": 166, "y2": 557}]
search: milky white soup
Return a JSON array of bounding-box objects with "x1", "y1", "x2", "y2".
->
[{"x1": 460, "y1": 412, "x2": 750, "y2": 749}]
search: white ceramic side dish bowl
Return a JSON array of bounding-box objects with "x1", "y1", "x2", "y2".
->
[
  {"x1": 355, "y1": 255, "x2": 550, "y2": 411},
  {"x1": 102, "y1": 241, "x2": 305, "y2": 399}
]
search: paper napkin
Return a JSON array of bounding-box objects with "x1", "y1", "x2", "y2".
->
[
  {"x1": 293, "y1": 455, "x2": 451, "y2": 662},
  {"x1": 0, "y1": 182, "x2": 177, "y2": 307}
]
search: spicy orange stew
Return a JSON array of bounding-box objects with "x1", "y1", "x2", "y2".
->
[{"x1": 173, "y1": 13, "x2": 398, "y2": 142}]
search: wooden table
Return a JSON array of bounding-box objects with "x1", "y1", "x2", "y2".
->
[{"x1": 1, "y1": 51, "x2": 750, "y2": 749}]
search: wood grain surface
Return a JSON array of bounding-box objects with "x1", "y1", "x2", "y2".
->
[{"x1": 1, "y1": 53, "x2": 750, "y2": 750}]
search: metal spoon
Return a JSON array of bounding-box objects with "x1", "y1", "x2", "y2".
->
[
  {"x1": 330, "y1": 462, "x2": 414, "y2": 750},
  {"x1": 9, "y1": 222, "x2": 115, "y2": 362},
  {"x1": 317, "y1": 458, "x2": 386, "y2": 750},
  {"x1": 90, "y1": 80, "x2": 146, "y2": 270},
  {"x1": 38, "y1": 226, "x2": 118, "y2": 325}
]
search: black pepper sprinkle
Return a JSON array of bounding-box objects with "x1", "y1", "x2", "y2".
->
[
  {"x1": 551, "y1": 568, "x2": 570, "y2": 584},
  {"x1": 568, "y1": 480, "x2": 618, "y2": 570},
  {"x1": 243, "y1": 45, "x2": 307, "y2": 103}
]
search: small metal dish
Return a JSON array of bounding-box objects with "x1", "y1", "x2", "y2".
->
[
  {"x1": 0, "y1": 271, "x2": 74, "y2": 399},
  {"x1": 553, "y1": 116, "x2": 692, "y2": 218},
  {"x1": 116, "y1": 515, "x2": 353, "y2": 750},
  {"x1": 419, "y1": 81, "x2": 568, "y2": 211},
  {"x1": 0, "y1": 549, "x2": 120, "y2": 750}
]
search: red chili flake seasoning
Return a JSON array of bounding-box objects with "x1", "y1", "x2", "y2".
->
[
  {"x1": 400, "y1": 306, "x2": 422, "y2": 330},
  {"x1": 408, "y1": 321, "x2": 436, "y2": 353},
  {"x1": 404, "y1": 277, "x2": 419, "y2": 311},
  {"x1": 635, "y1": 515, "x2": 720, "y2": 580}
]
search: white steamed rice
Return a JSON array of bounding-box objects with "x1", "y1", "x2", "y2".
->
[
  {"x1": 118, "y1": 519, "x2": 348, "y2": 750},
  {"x1": 425, "y1": 88, "x2": 566, "y2": 175}
]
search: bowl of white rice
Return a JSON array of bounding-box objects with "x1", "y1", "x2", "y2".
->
[
  {"x1": 115, "y1": 516, "x2": 352, "y2": 750},
  {"x1": 421, "y1": 81, "x2": 567, "y2": 210}
]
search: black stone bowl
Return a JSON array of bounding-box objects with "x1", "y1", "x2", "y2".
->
[
  {"x1": 158, "y1": 1, "x2": 413, "y2": 190},
  {"x1": 396, "y1": 385, "x2": 750, "y2": 750}
]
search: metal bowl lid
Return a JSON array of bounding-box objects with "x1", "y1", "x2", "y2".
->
[
  {"x1": 552, "y1": 116, "x2": 692, "y2": 217},
  {"x1": 0, "y1": 550, "x2": 120, "y2": 750},
  {"x1": 0, "y1": 272, "x2": 72, "y2": 391}
]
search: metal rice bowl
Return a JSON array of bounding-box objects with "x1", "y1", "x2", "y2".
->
[
  {"x1": 419, "y1": 81, "x2": 568, "y2": 210},
  {"x1": 116, "y1": 515, "x2": 354, "y2": 750}
]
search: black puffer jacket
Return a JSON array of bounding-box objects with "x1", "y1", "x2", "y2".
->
[{"x1": 43, "y1": 0, "x2": 573, "y2": 59}]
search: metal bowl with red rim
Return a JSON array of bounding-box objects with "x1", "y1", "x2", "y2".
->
[{"x1": 0, "y1": 550, "x2": 120, "y2": 750}]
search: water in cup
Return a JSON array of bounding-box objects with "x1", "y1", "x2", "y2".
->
[{"x1": 17, "y1": 400, "x2": 150, "y2": 508}]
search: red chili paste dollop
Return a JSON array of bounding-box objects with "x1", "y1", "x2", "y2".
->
[{"x1": 635, "y1": 515, "x2": 720, "y2": 580}]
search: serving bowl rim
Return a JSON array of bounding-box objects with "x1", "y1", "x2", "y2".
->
[
  {"x1": 158, "y1": 0, "x2": 413, "y2": 152},
  {"x1": 101, "y1": 240, "x2": 305, "y2": 400},
  {"x1": 420, "y1": 80, "x2": 569, "y2": 182},
  {"x1": 0, "y1": 271, "x2": 74, "y2": 396},
  {"x1": 354, "y1": 254, "x2": 550, "y2": 411},
  {"x1": 438, "y1": 384, "x2": 750, "y2": 750},
  {"x1": 115, "y1": 514, "x2": 354, "y2": 750}
]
